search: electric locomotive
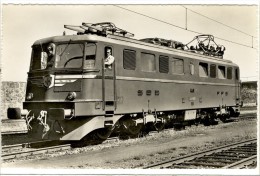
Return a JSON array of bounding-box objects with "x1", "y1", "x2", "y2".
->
[{"x1": 8, "y1": 22, "x2": 241, "y2": 143}]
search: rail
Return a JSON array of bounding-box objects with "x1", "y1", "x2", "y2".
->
[
  {"x1": 143, "y1": 138, "x2": 257, "y2": 169},
  {"x1": 2, "y1": 137, "x2": 120, "y2": 161},
  {"x1": 2, "y1": 142, "x2": 71, "y2": 161},
  {"x1": 223, "y1": 155, "x2": 257, "y2": 169}
]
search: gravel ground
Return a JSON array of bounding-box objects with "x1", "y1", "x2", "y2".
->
[{"x1": 2, "y1": 117, "x2": 257, "y2": 169}]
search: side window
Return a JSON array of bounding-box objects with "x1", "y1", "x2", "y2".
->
[
  {"x1": 141, "y1": 52, "x2": 156, "y2": 72},
  {"x1": 189, "y1": 62, "x2": 194, "y2": 75},
  {"x1": 31, "y1": 45, "x2": 46, "y2": 70},
  {"x1": 210, "y1": 64, "x2": 217, "y2": 78},
  {"x1": 105, "y1": 46, "x2": 113, "y2": 56},
  {"x1": 123, "y1": 49, "x2": 136, "y2": 70},
  {"x1": 218, "y1": 66, "x2": 226, "y2": 79},
  {"x1": 199, "y1": 62, "x2": 208, "y2": 77},
  {"x1": 227, "y1": 67, "x2": 233, "y2": 79},
  {"x1": 171, "y1": 58, "x2": 184, "y2": 74},
  {"x1": 104, "y1": 47, "x2": 114, "y2": 69},
  {"x1": 84, "y1": 43, "x2": 96, "y2": 69},
  {"x1": 235, "y1": 68, "x2": 240, "y2": 80},
  {"x1": 159, "y1": 55, "x2": 169, "y2": 73}
]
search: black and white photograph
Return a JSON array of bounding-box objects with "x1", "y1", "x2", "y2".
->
[{"x1": 0, "y1": 1, "x2": 258, "y2": 175}]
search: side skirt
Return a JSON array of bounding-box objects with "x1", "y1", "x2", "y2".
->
[{"x1": 60, "y1": 115, "x2": 123, "y2": 140}]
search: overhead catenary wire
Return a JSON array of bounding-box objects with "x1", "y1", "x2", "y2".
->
[
  {"x1": 113, "y1": 5, "x2": 186, "y2": 31},
  {"x1": 240, "y1": 76, "x2": 258, "y2": 81},
  {"x1": 181, "y1": 5, "x2": 256, "y2": 49},
  {"x1": 181, "y1": 5, "x2": 256, "y2": 38},
  {"x1": 113, "y1": 5, "x2": 256, "y2": 49}
]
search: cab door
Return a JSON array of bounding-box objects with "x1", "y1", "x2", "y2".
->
[
  {"x1": 234, "y1": 67, "x2": 241, "y2": 105},
  {"x1": 102, "y1": 46, "x2": 117, "y2": 114}
]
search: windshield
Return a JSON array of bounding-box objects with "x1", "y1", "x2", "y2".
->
[
  {"x1": 55, "y1": 43, "x2": 84, "y2": 68},
  {"x1": 30, "y1": 42, "x2": 94, "y2": 71}
]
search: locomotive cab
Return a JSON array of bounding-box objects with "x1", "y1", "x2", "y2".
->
[
  {"x1": 8, "y1": 34, "x2": 121, "y2": 141},
  {"x1": 27, "y1": 39, "x2": 98, "y2": 101}
]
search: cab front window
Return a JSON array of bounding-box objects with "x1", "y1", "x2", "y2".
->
[
  {"x1": 31, "y1": 44, "x2": 49, "y2": 70},
  {"x1": 30, "y1": 43, "x2": 56, "y2": 70},
  {"x1": 55, "y1": 43, "x2": 84, "y2": 68}
]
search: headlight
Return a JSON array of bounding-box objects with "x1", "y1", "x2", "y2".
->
[
  {"x1": 47, "y1": 43, "x2": 55, "y2": 57},
  {"x1": 67, "y1": 92, "x2": 77, "y2": 100},
  {"x1": 26, "y1": 93, "x2": 33, "y2": 100}
]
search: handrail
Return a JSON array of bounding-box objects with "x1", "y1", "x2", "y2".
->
[
  {"x1": 113, "y1": 61, "x2": 117, "y2": 110},
  {"x1": 102, "y1": 58, "x2": 105, "y2": 111}
]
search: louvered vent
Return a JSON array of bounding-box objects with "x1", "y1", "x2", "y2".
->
[
  {"x1": 123, "y1": 49, "x2": 136, "y2": 70},
  {"x1": 159, "y1": 56, "x2": 169, "y2": 73}
]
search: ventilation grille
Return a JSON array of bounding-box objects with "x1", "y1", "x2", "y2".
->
[
  {"x1": 123, "y1": 49, "x2": 136, "y2": 70},
  {"x1": 159, "y1": 56, "x2": 169, "y2": 73}
]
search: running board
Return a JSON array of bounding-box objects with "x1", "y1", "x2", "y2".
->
[{"x1": 105, "y1": 111, "x2": 114, "y2": 117}]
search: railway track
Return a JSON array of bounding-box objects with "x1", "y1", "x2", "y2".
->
[
  {"x1": 230, "y1": 113, "x2": 256, "y2": 122},
  {"x1": 1, "y1": 130, "x2": 28, "y2": 135},
  {"x1": 2, "y1": 141, "x2": 71, "y2": 161},
  {"x1": 1, "y1": 136, "x2": 120, "y2": 162},
  {"x1": 2, "y1": 112, "x2": 256, "y2": 147},
  {"x1": 240, "y1": 106, "x2": 257, "y2": 111},
  {"x1": 143, "y1": 138, "x2": 257, "y2": 169},
  {"x1": 1, "y1": 113, "x2": 256, "y2": 166},
  {"x1": 2, "y1": 133, "x2": 37, "y2": 146}
]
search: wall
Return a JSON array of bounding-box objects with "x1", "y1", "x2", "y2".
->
[
  {"x1": 241, "y1": 81, "x2": 257, "y2": 90},
  {"x1": 1, "y1": 82, "x2": 26, "y2": 119},
  {"x1": 241, "y1": 81, "x2": 257, "y2": 104}
]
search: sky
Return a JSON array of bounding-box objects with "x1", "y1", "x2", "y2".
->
[{"x1": 1, "y1": 4, "x2": 258, "y2": 82}]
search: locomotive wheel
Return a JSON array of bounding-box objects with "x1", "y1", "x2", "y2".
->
[
  {"x1": 220, "y1": 115, "x2": 227, "y2": 123},
  {"x1": 203, "y1": 118, "x2": 210, "y2": 126},
  {"x1": 121, "y1": 118, "x2": 143, "y2": 137},
  {"x1": 153, "y1": 122, "x2": 165, "y2": 132},
  {"x1": 144, "y1": 121, "x2": 166, "y2": 133},
  {"x1": 93, "y1": 127, "x2": 113, "y2": 141},
  {"x1": 73, "y1": 127, "x2": 114, "y2": 147},
  {"x1": 203, "y1": 116, "x2": 218, "y2": 126},
  {"x1": 173, "y1": 123, "x2": 185, "y2": 130},
  {"x1": 127, "y1": 124, "x2": 143, "y2": 136}
]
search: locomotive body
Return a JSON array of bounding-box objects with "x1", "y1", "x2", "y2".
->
[{"x1": 8, "y1": 23, "x2": 241, "y2": 142}]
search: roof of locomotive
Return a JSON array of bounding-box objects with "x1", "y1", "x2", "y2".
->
[{"x1": 33, "y1": 33, "x2": 238, "y2": 66}]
